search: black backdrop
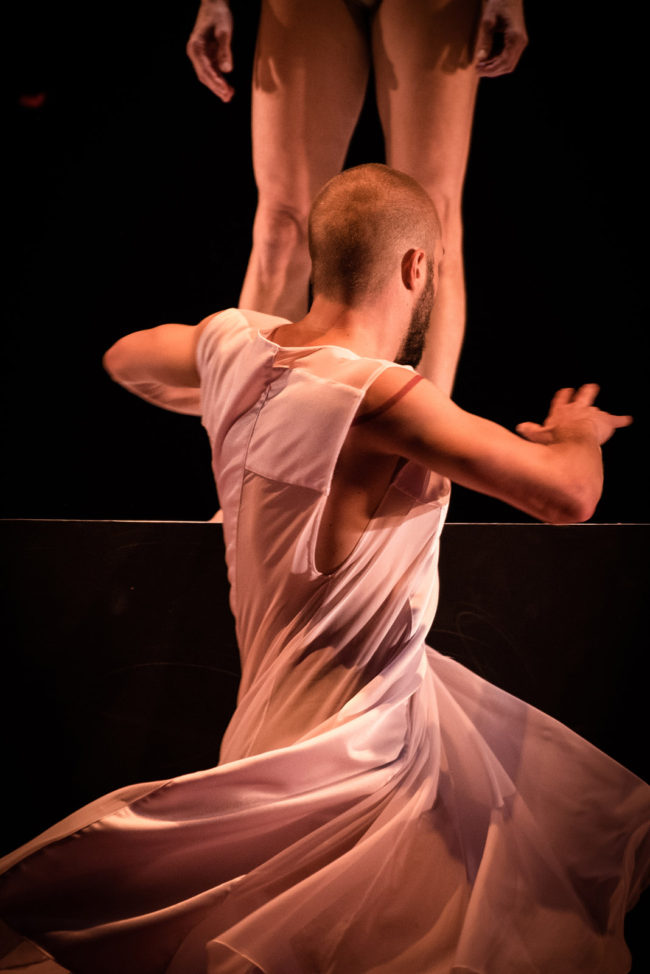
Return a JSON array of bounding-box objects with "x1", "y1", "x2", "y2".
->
[{"x1": 4, "y1": 1, "x2": 649, "y2": 521}]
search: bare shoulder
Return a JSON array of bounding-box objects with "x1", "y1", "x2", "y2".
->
[
  {"x1": 357, "y1": 366, "x2": 428, "y2": 418},
  {"x1": 355, "y1": 365, "x2": 488, "y2": 467},
  {"x1": 356, "y1": 366, "x2": 450, "y2": 431}
]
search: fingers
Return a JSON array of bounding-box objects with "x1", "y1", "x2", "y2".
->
[
  {"x1": 549, "y1": 387, "x2": 574, "y2": 410},
  {"x1": 549, "y1": 384, "x2": 600, "y2": 411},
  {"x1": 215, "y1": 29, "x2": 233, "y2": 73},
  {"x1": 474, "y1": 17, "x2": 494, "y2": 69},
  {"x1": 609, "y1": 413, "x2": 634, "y2": 429},
  {"x1": 515, "y1": 421, "x2": 553, "y2": 444},
  {"x1": 545, "y1": 384, "x2": 632, "y2": 445},
  {"x1": 187, "y1": 34, "x2": 235, "y2": 102},
  {"x1": 572, "y1": 382, "x2": 600, "y2": 405},
  {"x1": 477, "y1": 28, "x2": 528, "y2": 77},
  {"x1": 186, "y1": 0, "x2": 235, "y2": 103},
  {"x1": 592, "y1": 410, "x2": 633, "y2": 446},
  {"x1": 515, "y1": 422, "x2": 538, "y2": 436},
  {"x1": 475, "y1": 1, "x2": 528, "y2": 78}
]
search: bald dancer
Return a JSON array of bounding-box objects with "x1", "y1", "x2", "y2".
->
[{"x1": 187, "y1": 0, "x2": 528, "y2": 396}]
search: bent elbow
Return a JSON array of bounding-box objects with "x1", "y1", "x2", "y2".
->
[
  {"x1": 102, "y1": 346, "x2": 117, "y2": 379},
  {"x1": 543, "y1": 483, "x2": 600, "y2": 525},
  {"x1": 103, "y1": 341, "x2": 129, "y2": 382},
  {"x1": 546, "y1": 501, "x2": 595, "y2": 525}
]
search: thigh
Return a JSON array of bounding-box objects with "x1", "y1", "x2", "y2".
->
[
  {"x1": 372, "y1": 0, "x2": 481, "y2": 205},
  {"x1": 252, "y1": 0, "x2": 371, "y2": 211}
]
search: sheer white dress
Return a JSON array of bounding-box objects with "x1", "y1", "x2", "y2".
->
[{"x1": 1, "y1": 309, "x2": 648, "y2": 973}]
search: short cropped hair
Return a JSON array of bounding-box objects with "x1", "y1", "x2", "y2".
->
[{"x1": 308, "y1": 164, "x2": 441, "y2": 305}]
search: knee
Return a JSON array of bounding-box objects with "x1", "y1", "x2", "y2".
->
[
  {"x1": 252, "y1": 201, "x2": 310, "y2": 261},
  {"x1": 419, "y1": 182, "x2": 464, "y2": 256}
]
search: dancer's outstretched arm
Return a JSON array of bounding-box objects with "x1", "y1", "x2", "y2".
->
[{"x1": 358, "y1": 372, "x2": 631, "y2": 524}]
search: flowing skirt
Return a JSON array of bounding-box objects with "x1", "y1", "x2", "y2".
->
[{"x1": 1, "y1": 646, "x2": 648, "y2": 974}]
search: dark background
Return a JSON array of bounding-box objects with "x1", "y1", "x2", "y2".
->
[{"x1": 3, "y1": 0, "x2": 648, "y2": 521}]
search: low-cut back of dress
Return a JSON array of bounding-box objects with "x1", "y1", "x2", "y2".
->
[{"x1": 0, "y1": 308, "x2": 649, "y2": 974}]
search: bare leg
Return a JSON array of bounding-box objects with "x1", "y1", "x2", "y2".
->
[
  {"x1": 373, "y1": 0, "x2": 481, "y2": 395},
  {"x1": 239, "y1": 0, "x2": 371, "y2": 320}
]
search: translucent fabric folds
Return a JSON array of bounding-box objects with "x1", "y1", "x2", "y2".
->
[{"x1": 1, "y1": 309, "x2": 648, "y2": 974}]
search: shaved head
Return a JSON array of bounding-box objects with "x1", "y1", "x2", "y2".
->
[{"x1": 308, "y1": 163, "x2": 442, "y2": 305}]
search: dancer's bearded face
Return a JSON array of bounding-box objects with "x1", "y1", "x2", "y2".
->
[{"x1": 395, "y1": 258, "x2": 435, "y2": 368}]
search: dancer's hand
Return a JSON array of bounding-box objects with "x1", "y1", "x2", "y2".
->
[
  {"x1": 187, "y1": 0, "x2": 234, "y2": 102},
  {"x1": 475, "y1": 0, "x2": 528, "y2": 77},
  {"x1": 516, "y1": 385, "x2": 633, "y2": 446}
]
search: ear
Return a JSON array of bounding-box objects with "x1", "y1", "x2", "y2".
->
[{"x1": 401, "y1": 249, "x2": 427, "y2": 291}]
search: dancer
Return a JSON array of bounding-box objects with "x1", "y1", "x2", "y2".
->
[
  {"x1": 187, "y1": 0, "x2": 528, "y2": 395},
  {"x1": 1, "y1": 165, "x2": 647, "y2": 973}
]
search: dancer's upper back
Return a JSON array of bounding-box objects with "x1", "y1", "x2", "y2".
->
[{"x1": 197, "y1": 309, "x2": 449, "y2": 707}]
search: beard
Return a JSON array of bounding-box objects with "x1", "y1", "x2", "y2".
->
[{"x1": 395, "y1": 259, "x2": 435, "y2": 368}]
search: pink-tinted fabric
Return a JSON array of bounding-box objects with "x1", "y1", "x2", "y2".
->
[
  {"x1": 351, "y1": 372, "x2": 424, "y2": 425},
  {"x1": 1, "y1": 308, "x2": 649, "y2": 974}
]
